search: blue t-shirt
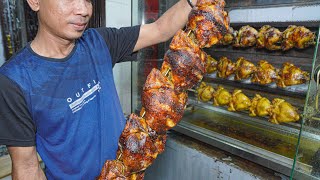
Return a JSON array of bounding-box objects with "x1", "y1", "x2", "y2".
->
[{"x1": 0, "y1": 27, "x2": 140, "y2": 179}]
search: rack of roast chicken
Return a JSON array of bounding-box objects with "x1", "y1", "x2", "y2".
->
[{"x1": 97, "y1": 0, "x2": 316, "y2": 179}]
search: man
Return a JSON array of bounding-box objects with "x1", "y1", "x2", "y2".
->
[{"x1": 0, "y1": 0, "x2": 197, "y2": 179}]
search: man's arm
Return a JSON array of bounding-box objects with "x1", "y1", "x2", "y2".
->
[
  {"x1": 8, "y1": 146, "x2": 46, "y2": 180},
  {"x1": 133, "y1": 0, "x2": 197, "y2": 52}
]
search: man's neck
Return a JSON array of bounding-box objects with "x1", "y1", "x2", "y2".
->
[{"x1": 31, "y1": 29, "x2": 76, "y2": 59}]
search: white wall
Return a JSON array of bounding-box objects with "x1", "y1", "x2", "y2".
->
[
  {"x1": 0, "y1": 23, "x2": 5, "y2": 66},
  {"x1": 106, "y1": 0, "x2": 132, "y2": 115}
]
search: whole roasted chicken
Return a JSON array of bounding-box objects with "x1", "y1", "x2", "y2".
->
[
  {"x1": 265, "y1": 27, "x2": 282, "y2": 50},
  {"x1": 277, "y1": 62, "x2": 310, "y2": 88},
  {"x1": 142, "y1": 68, "x2": 187, "y2": 134},
  {"x1": 282, "y1": 25, "x2": 297, "y2": 51},
  {"x1": 219, "y1": 27, "x2": 236, "y2": 45},
  {"x1": 161, "y1": 30, "x2": 206, "y2": 93},
  {"x1": 233, "y1": 25, "x2": 258, "y2": 47},
  {"x1": 251, "y1": 60, "x2": 279, "y2": 85},
  {"x1": 293, "y1": 26, "x2": 316, "y2": 49},
  {"x1": 217, "y1": 56, "x2": 235, "y2": 78},
  {"x1": 98, "y1": 114, "x2": 166, "y2": 179},
  {"x1": 269, "y1": 98, "x2": 300, "y2": 124},
  {"x1": 256, "y1": 25, "x2": 271, "y2": 48},
  {"x1": 187, "y1": 0, "x2": 230, "y2": 48},
  {"x1": 228, "y1": 89, "x2": 251, "y2": 111},
  {"x1": 249, "y1": 94, "x2": 271, "y2": 117},
  {"x1": 282, "y1": 25, "x2": 316, "y2": 50},
  {"x1": 197, "y1": 83, "x2": 214, "y2": 102},
  {"x1": 234, "y1": 57, "x2": 256, "y2": 80},
  {"x1": 212, "y1": 86, "x2": 232, "y2": 106},
  {"x1": 206, "y1": 55, "x2": 218, "y2": 74}
]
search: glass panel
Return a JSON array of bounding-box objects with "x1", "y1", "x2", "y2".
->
[{"x1": 292, "y1": 26, "x2": 320, "y2": 179}]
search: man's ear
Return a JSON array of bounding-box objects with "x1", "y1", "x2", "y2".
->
[{"x1": 26, "y1": 0, "x2": 40, "y2": 12}]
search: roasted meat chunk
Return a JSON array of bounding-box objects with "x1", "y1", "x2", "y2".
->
[
  {"x1": 249, "y1": 94, "x2": 271, "y2": 117},
  {"x1": 233, "y1": 25, "x2": 258, "y2": 47},
  {"x1": 196, "y1": 0, "x2": 226, "y2": 8},
  {"x1": 277, "y1": 62, "x2": 310, "y2": 88},
  {"x1": 219, "y1": 27, "x2": 235, "y2": 45},
  {"x1": 265, "y1": 27, "x2": 282, "y2": 50},
  {"x1": 187, "y1": 3, "x2": 229, "y2": 48},
  {"x1": 228, "y1": 89, "x2": 251, "y2": 111},
  {"x1": 162, "y1": 30, "x2": 206, "y2": 93},
  {"x1": 117, "y1": 114, "x2": 164, "y2": 173},
  {"x1": 217, "y1": 56, "x2": 235, "y2": 78},
  {"x1": 269, "y1": 98, "x2": 300, "y2": 124},
  {"x1": 142, "y1": 69, "x2": 187, "y2": 133},
  {"x1": 212, "y1": 86, "x2": 231, "y2": 106},
  {"x1": 251, "y1": 60, "x2": 279, "y2": 85},
  {"x1": 234, "y1": 57, "x2": 256, "y2": 80}
]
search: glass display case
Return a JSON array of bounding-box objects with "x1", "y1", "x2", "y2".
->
[{"x1": 131, "y1": 0, "x2": 320, "y2": 179}]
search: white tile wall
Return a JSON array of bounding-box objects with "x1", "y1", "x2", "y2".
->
[
  {"x1": 0, "y1": 23, "x2": 5, "y2": 66},
  {"x1": 106, "y1": 0, "x2": 132, "y2": 115}
]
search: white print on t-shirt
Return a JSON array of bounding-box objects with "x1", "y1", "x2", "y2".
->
[{"x1": 66, "y1": 80, "x2": 102, "y2": 113}]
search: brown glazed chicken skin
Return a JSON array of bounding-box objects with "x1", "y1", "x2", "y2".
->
[
  {"x1": 282, "y1": 25, "x2": 316, "y2": 50},
  {"x1": 282, "y1": 25, "x2": 297, "y2": 51},
  {"x1": 277, "y1": 62, "x2": 310, "y2": 88},
  {"x1": 217, "y1": 56, "x2": 235, "y2": 78},
  {"x1": 234, "y1": 57, "x2": 256, "y2": 80},
  {"x1": 228, "y1": 89, "x2": 251, "y2": 111},
  {"x1": 233, "y1": 25, "x2": 258, "y2": 47},
  {"x1": 117, "y1": 114, "x2": 166, "y2": 173},
  {"x1": 142, "y1": 68, "x2": 187, "y2": 134},
  {"x1": 162, "y1": 30, "x2": 206, "y2": 93},
  {"x1": 187, "y1": 2, "x2": 230, "y2": 48},
  {"x1": 212, "y1": 86, "x2": 232, "y2": 106},
  {"x1": 264, "y1": 27, "x2": 282, "y2": 50},
  {"x1": 249, "y1": 94, "x2": 271, "y2": 117},
  {"x1": 219, "y1": 27, "x2": 235, "y2": 45},
  {"x1": 196, "y1": 0, "x2": 226, "y2": 8},
  {"x1": 269, "y1": 98, "x2": 300, "y2": 124},
  {"x1": 251, "y1": 60, "x2": 279, "y2": 85}
]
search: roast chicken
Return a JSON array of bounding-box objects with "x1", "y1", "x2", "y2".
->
[
  {"x1": 206, "y1": 55, "x2": 218, "y2": 74},
  {"x1": 217, "y1": 56, "x2": 235, "y2": 78},
  {"x1": 219, "y1": 27, "x2": 236, "y2": 45},
  {"x1": 228, "y1": 89, "x2": 251, "y2": 111},
  {"x1": 256, "y1": 25, "x2": 271, "y2": 49},
  {"x1": 117, "y1": 114, "x2": 166, "y2": 173},
  {"x1": 212, "y1": 86, "x2": 232, "y2": 106},
  {"x1": 251, "y1": 60, "x2": 279, "y2": 85},
  {"x1": 282, "y1": 25, "x2": 297, "y2": 51},
  {"x1": 265, "y1": 27, "x2": 283, "y2": 50},
  {"x1": 282, "y1": 25, "x2": 316, "y2": 50},
  {"x1": 234, "y1": 57, "x2": 256, "y2": 80},
  {"x1": 249, "y1": 94, "x2": 271, "y2": 117},
  {"x1": 277, "y1": 62, "x2": 310, "y2": 88},
  {"x1": 161, "y1": 30, "x2": 206, "y2": 93},
  {"x1": 142, "y1": 68, "x2": 187, "y2": 134},
  {"x1": 197, "y1": 83, "x2": 214, "y2": 102},
  {"x1": 293, "y1": 26, "x2": 316, "y2": 49},
  {"x1": 187, "y1": 0, "x2": 230, "y2": 48},
  {"x1": 269, "y1": 98, "x2": 300, "y2": 124},
  {"x1": 233, "y1": 25, "x2": 258, "y2": 47}
]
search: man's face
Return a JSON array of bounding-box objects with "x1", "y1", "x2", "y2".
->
[{"x1": 38, "y1": 0, "x2": 93, "y2": 40}]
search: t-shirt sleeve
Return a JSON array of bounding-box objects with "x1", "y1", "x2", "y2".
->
[
  {"x1": 0, "y1": 74, "x2": 36, "y2": 147},
  {"x1": 95, "y1": 25, "x2": 141, "y2": 66}
]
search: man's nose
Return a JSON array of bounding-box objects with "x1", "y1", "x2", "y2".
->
[{"x1": 74, "y1": 0, "x2": 91, "y2": 16}]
